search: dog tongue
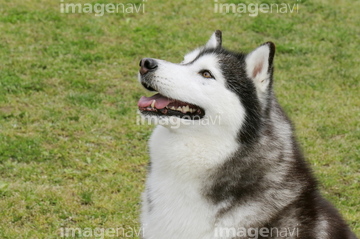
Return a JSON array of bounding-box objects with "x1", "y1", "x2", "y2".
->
[{"x1": 138, "y1": 93, "x2": 172, "y2": 109}]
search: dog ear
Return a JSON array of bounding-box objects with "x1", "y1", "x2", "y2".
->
[
  {"x1": 245, "y1": 42, "x2": 275, "y2": 92},
  {"x1": 205, "y1": 30, "x2": 222, "y2": 49},
  {"x1": 182, "y1": 30, "x2": 222, "y2": 64}
]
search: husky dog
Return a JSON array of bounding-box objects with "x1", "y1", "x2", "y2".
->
[{"x1": 137, "y1": 30, "x2": 357, "y2": 239}]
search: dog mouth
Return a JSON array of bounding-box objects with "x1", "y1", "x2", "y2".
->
[{"x1": 138, "y1": 93, "x2": 205, "y2": 120}]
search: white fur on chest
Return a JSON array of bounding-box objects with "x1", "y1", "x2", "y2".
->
[
  {"x1": 142, "y1": 169, "x2": 214, "y2": 239},
  {"x1": 141, "y1": 125, "x2": 239, "y2": 239}
]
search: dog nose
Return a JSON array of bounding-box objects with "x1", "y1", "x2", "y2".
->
[{"x1": 139, "y1": 58, "x2": 158, "y2": 75}]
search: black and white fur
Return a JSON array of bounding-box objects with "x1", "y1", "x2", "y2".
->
[{"x1": 138, "y1": 30, "x2": 357, "y2": 239}]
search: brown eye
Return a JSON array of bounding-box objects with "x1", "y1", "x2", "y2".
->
[{"x1": 200, "y1": 70, "x2": 214, "y2": 79}]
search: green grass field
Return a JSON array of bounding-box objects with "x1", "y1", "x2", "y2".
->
[{"x1": 0, "y1": 0, "x2": 359, "y2": 238}]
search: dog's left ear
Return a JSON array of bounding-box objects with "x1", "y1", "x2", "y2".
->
[
  {"x1": 245, "y1": 42, "x2": 275, "y2": 92},
  {"x1": 205, "y1": 30, "x2": 222, "y2": 49}
]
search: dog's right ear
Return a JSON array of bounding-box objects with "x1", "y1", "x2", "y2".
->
[
  {"x1": 205, "y1": 30, "x2": 222, "y2": 49},
  {"x1": 182, "y1": 30, "x2": 222, "y2": 64}
]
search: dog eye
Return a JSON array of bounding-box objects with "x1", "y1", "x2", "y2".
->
[{"x1": 199, "y1": 70, "x2": 214, "y2": 79}]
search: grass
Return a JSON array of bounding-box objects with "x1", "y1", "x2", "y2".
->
[{"x1": 0, "y1": 0, "x2": 359, "y2": 238}]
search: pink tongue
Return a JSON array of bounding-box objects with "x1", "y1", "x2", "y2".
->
[{"x1": 138, "y1": 93, "x2": 172, "y2": 109}]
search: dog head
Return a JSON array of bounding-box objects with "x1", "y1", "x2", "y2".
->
[{"x1": 138, "y1": 30, "x2": 275, "y2": 142}]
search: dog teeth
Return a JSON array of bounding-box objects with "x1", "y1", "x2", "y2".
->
[
  {"x1": 167, "y1": 105, "x2": 197, "y2": 114},
  {"x1": 181, "y1": 106, "x2": 186, "y2": 113},
  {"x1": 151, "y1": 100, "x2": 156, "y2": 108}
]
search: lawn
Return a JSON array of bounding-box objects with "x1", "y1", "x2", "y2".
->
[{"x1": 0, "y1": 0, "x2": 359, "y2": 238}]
